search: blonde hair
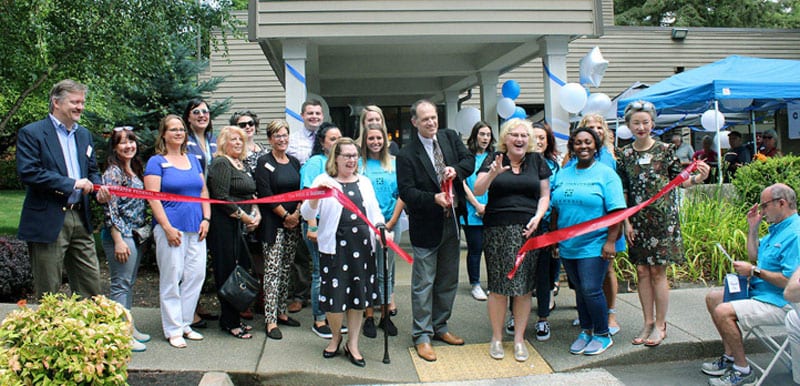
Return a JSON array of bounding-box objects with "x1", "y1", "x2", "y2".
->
[
  {"x1": 497, "y1": 118, "x2": 535, "y2": 153},
  {"x1": 562, "y1": 113, "x2": 616, "y2": 166},
  {"x1": 155, "y1": 114, "x2": 187, "y2": 155},
  {"x1": 214, "y1": 126, "x2": 247, "y2": 161},
  {"x1": 359, "y1": 123, "x2": 393, "y2": 172},
  {"x1": 326, "y1": 138, "x2": 359, "y2": 177}
]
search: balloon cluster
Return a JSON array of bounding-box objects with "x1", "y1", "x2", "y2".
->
[
  {"x1": 558, "y1": 46, "x2": 612, "y2": 117},
  {"x1": 497, "y1": 80, "x2": 527, "y2": 120}
]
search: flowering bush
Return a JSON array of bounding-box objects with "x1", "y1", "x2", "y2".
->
[{"x1": 0, "y1": 294, "x2": 131, "y2": 385}]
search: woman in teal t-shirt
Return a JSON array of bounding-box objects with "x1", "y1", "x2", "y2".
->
[{"x1": 461, "y1": 121, "x2": 495, "y2": 301}]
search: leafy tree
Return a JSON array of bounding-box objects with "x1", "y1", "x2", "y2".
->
[
  {"x1": 0, "y1": 0, "x2": 240, "y2": 154},
  {"x1": 615, "y1": 0, "x2": 800, "y2": 28}
]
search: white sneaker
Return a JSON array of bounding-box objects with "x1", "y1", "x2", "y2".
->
[
  {"x1": 133, "y1": 328, "x2": 151, "y2": 343},
  {"x1": 131, "y1": 339, "x2": 147, "y2": 352},
  {"x1": 471, "y1": 285, "x2": 488, "y2": 301}
]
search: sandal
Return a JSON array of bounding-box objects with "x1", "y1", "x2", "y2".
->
[
  {"x1": 168, "y1": 336, "x2": 187, "y2": 348},
  {"x1": 644, "y1": 324, "x2": 667, "y2": 347},
  {"x1": 632, "y1": 323, "x2": 654, "y2": 345},
  {"x1": 240, "y1": 323, "x2": 253, "y2": 332},
  {"x1": 228, "y1": 327, "x2": 253, "y2": 340}
]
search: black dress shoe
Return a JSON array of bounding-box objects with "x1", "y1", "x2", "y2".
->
[
  {"x1": 190, "y1": 319, "x2": 208, "y2": 329},
  {"x1": 344, "y1": 343, "x2": 365, "y2": 367},
  {"x1": 277, "y1": 316, "x2": 300, "y2": 327},
  {"x1": 266, "y1": 327, "x2": 282, "y2": 340}
]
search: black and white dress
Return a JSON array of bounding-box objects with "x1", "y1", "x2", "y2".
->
[{"x1": 319, "y1": 182, "x2": 378, "y2": 312}]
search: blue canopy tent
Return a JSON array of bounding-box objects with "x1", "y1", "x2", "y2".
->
[{"x1": 616, "y1": 55, "x2": 800, "y2": 183}]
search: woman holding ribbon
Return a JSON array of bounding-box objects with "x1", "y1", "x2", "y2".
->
[
  {"x1": 144, "y1": 114, "x2": 211, "y2": 348},
  {"x1": 616, "y1": 100, "x2": 709, "y2": 347},
  {"x1": 302, "y1": 137, "x2": 385, "y2": 367},
  {"x1": 101, "y1": 126, "x2": 150, "y2": 352},
  {"x1": 206, "y1": 126, "x2": 261, "y2": 340},
  {"x1": 474, "y1": 118, "x2": 550, "y2": 362},
  {"x1": 255, "y1": 119, "x2": 303, "y2": 340},
  {"x1": 551, "y1": 127, "x2": 626, "y2": 356}
]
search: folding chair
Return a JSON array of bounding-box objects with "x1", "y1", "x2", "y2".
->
[{"x1": 742, "y1": 313, "x2": 793, "y2": 386}]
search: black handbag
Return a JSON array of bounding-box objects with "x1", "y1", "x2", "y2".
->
[{"x1": 218, "y1": 225, "x2": 258, "y2": 312}]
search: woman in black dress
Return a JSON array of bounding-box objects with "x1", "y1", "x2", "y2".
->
[{"x1": 301, "y1": 138, "x2": 385, "y2": 367}]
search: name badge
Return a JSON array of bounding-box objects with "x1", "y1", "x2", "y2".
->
[
  {"x1": 86, "y1": 145, "x2": 93, "y2": 157},
  {"x1": 264, "y1": 162, "x2": 275, "y2": 172},
  {"x1": 638, "y1": 154, "x2": 652, "y2": 165},
  {"x1": 726, "y1": 274, "x2": 742, "y2": 293},
  {"x1": 161, "y1": 162, "x2": 173, "y2": 168}
]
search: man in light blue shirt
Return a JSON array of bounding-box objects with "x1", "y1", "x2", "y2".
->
[{"x1": 702, "y1": 183, "x2": 800, "y2": 386}]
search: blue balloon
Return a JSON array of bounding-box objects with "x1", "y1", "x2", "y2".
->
[
  {"x1": 510, "y1": 106, "x2": 527, "y2": 119},
  {"x1": 501, "y1": 80, "x2": 521, "y2": 100}
]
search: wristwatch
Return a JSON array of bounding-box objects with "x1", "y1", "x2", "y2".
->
[{"x1": 752, "y1": 266, "x2": 762, "y2": 278}]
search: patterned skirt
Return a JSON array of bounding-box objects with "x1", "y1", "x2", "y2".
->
[{"x1": 483, "y1": 224, "x2": 537, "y2": 296}]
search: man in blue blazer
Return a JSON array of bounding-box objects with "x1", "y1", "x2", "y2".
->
[
  {"x1": 16, "y1": 79, "x2": 107, "y2": 298},
  {"x1": 397, "y1": 99, "x2": 474, "y2": 361}
]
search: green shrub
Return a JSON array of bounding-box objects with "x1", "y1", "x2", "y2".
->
[
  {"x1": 0, "y1": 294, "x2": 131, "y2": 385},
  {"x1": 0, "y1": 160, "x2": 22, "y2": 190},
  {"x1": 732, "y1": 155, "x2": 800, "y2": 207}
]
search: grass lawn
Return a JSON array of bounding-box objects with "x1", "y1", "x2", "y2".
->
[{"x1": 0, "y1": 190, "x2": 24, "y2": 236}]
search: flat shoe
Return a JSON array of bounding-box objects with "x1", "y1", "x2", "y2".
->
[
  {"x1": 644, "y1": 324, "x2": 667, "y2": 347},
  {"x1": 489, "y1": 340, "x2": 504, "y2": 359},
  {"x1": 133, "y1": 328, "x2": 151, "y2": 343},
  {"x1": 183, "y1": 330, "x2": 204, "y2": 341},
  {"x1": 277, "y1": 316, "x2": 301, "y2": 327},
  {"x1": 632, "y1": 323, "x2": 654, "y2": 345},
  {"x1": 168, "y1": 336, "x2": 187, "y2": 348},
  {"x1": 514, "y1": 342, "x2": 529, "y2": 362},
  {"x1": 266, "y1": 327, "x2": 282, "y2": 340}
]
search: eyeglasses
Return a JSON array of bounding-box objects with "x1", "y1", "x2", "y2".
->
[
  {"x1": 191, "y1": 108, "x2": 210, "y2": 116},
  {"x1": 338, "y1": 153, "x2": 359, "y2": 160},
  {"x1": 113, "y1": 126, "x2": 133, "y2": 132},
  {"x1": 167, "y1": 128, "x2": 186, "y2": 133},
  {"x1": 758, "y1": 198, "x2": 782, "y2": 211},
  {"x1": 271, "y1": 134, "x2": 289, "y2": 140},
  {"x1": 237, "y1": 120, "x2": 256, "y2": 129}
]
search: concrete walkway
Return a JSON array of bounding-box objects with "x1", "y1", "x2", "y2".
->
[{"x1": 0, "y1": 243, "x2": 788, "y2": 385}]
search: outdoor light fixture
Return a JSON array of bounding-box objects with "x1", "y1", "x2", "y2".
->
[{"x1": 671, "y1": 28, "x2": 688, "y2": 41}]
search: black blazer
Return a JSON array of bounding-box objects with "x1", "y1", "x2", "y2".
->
[
  {"x1": 397, "y1": 128, "x2": 474, "y2": 248},
  {"x1": 16, "y1": 117, "x2": 101, "y2": 243},
  {"x1": 254, "y1": 151, "x2": 302, "y2": 245}
]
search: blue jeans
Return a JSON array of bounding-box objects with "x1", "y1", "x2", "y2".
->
[
  {"x1": 303, "y1": 221, "x2": 325, "y2": 322},
  {"x1": 375, "y1": 240, "x2": 395, "y2": 304},
  {"x1": 101, "y1": 231, "x2": 141, "y2": 310},
  {"x1": 463, "y1": 225, "x2": 483, "y2": 286},
  {"x1": 562, "y1": 257, "x2": 609, "y2": 334}
]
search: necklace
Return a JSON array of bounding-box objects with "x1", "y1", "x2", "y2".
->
[{"x1": 226, "y1": 155, "x2": 243, "y2": 170}]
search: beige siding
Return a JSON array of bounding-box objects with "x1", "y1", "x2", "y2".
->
[{"x1": 601, "y1": 0, "x2": 614, "y2": 26}]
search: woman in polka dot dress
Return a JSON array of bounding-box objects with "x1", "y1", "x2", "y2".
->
[{"x1": 301, "y1": 138, "x2": 386, "y2": 367}]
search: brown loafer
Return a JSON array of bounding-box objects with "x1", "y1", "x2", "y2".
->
[
  {"x1": 433, "y1": 332, "x2": 465, "y2": 345},
  {"x1": 415, "y1": 342, "x2": 437, "y2": 362},
  {"x1": 287, "y1": 301, "x2": 303, "y2": 313}
]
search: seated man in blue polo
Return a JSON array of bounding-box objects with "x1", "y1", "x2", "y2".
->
[{"x1": 701, "y1": 183, "x2": 800, "y2": 386}]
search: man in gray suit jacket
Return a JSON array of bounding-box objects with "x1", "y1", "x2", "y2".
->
[
  {"x1": 16, "y1": 79, "x2": 109, "y2": 298},
  {"x1": 397, "y1": 100, "x2": 474, "y2": 362}
]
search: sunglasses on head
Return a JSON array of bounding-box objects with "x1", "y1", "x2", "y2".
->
[
  {"x1": 113, "y1": 126, "x2": 133, "y2": 132},
  {"x1": 626, "y1": 100, "x2": 656, "y2": 114},
  {"x1": 237, "y1": 120, "x2": 256, "y2": 129},
  {"x1": 191, "y1": 108, "x2": 210, "y2": 116}
]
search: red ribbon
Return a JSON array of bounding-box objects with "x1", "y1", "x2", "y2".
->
[
  {"x1": 93, "y1": 184, "x2": 412, "y2": 263},
  {"x1": 506, "y1": 161, "x2": 698, "y2": 279}
]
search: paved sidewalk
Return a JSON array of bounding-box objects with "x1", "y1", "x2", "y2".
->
[{"x1": 0, "y1": 244, "x2": 788, "y2": 385}]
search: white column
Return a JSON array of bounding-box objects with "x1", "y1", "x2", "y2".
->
[
  {"x1": 541, "y1": 36, "x2": 570, "y2": 153},
  {"x1": 444, "y1": 90, "x2": 459, "y2": 133},
  {"x1": 283, "y1": 39, "x2": 308, "y2": 135},
  {"x1": 479, "y1": 71, "x2": 499, "y2": 136}
]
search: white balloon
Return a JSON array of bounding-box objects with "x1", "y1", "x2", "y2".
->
[
  {"x1": 551, "y1": 118, "x2": 570, "y2": 132},
  {"x1": 616, "y1": 124, "x2": 632, "y2": 140},
  {"x1": 715, "y1": 130, "x2": 731, "y2": 149},
  {"x1": 701, "y1": 109, "x2": 725, "y2": 131},
  {"x1": 579, "y1": 46, "x2": 609, "y2": 88},
  {"x1": 497, "y1": 97, "x2": 516, "y2": 119},
  {"x1": 559, "y1": 83, "x2": 588, "y2": 114},
  {"x1": 720, "y1": 98, "x2": 753, "y2": 111},
  {"x1": 455, "y1": 107, "x2": 482, "y2": 137},
  {"x1": 582, "y1": 93, "x2": 612, "y2": 115}
]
